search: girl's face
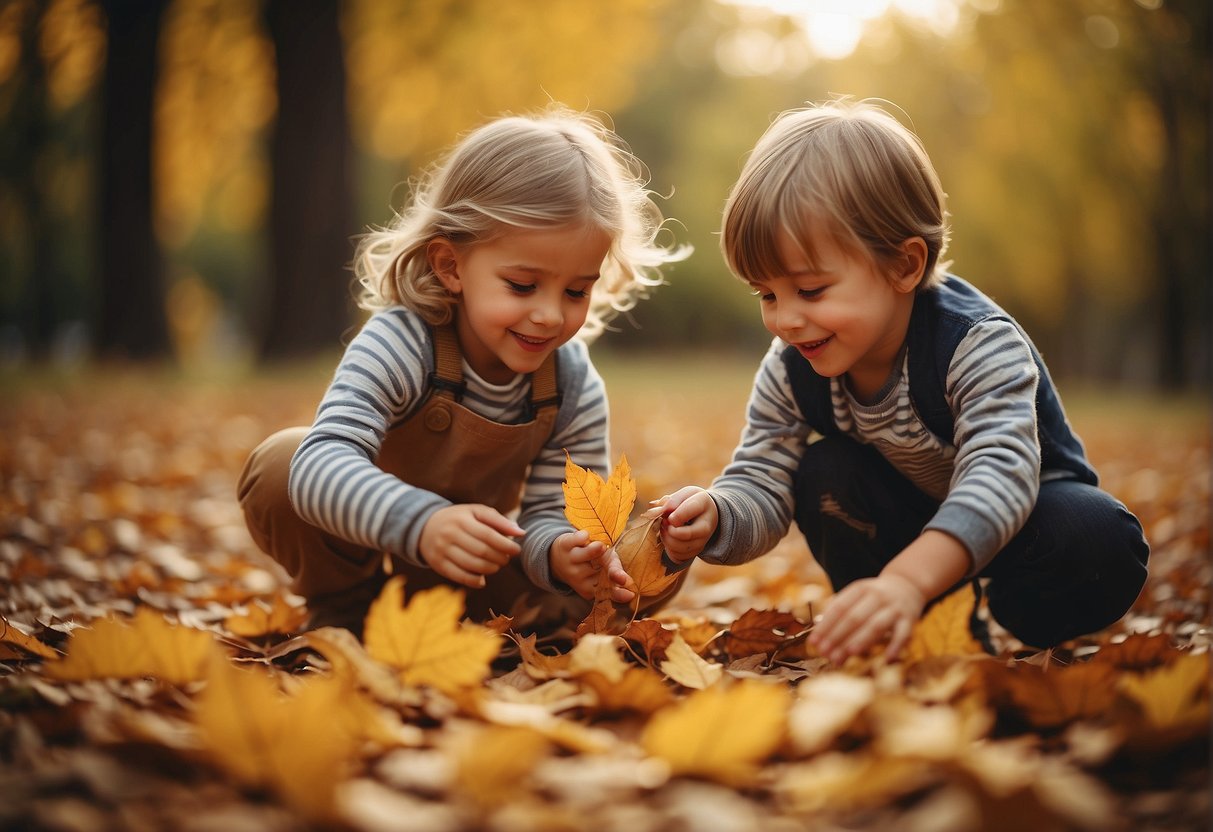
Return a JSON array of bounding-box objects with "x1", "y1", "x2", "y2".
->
[
  {"x1": 432, "y1": 224, "x2": 611, "y2": 384},
  {"x1": 750, "y1": 225, "x2": 922, "y2": 402}
]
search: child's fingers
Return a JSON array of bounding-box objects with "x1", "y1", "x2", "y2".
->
[
  {"x1": 610, "y1": 584, "x2": 636, "y2": 604},
  {"x1": 884, "y1": 618, "x2": 915, "y2": 661},
  {"x1": 471, "y1": 505, "x2": 525, "y2": 538},
  {"x1": 567, "y1": 540, "x2": 605, "y2": 564},
  {"x1": 660, "y1": 487, "x2": 707, "y2": 526},
  {"x1": 434, "y1": 558, "x2": 489, "y2": 589}
]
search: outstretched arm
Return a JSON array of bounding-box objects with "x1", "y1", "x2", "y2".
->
[{"x1": 810, "y1": 527, "x2": 971, "y2": 663}]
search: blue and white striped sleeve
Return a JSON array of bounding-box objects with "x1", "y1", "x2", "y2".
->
[
  {"x1": 287, "y1": 309, "x2": 450, "y2": 566},
  {"x1": 699, "y1": 339, "x2": 812, "y2": 565},
  {"x1": 517, "y1": 340, "x2": 610, "y2": 592},
  {"x1": 926, "y1": 319, "x2": 1041, "y2": 574}
]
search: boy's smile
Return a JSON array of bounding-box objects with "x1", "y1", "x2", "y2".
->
[{"x1": 753, "y1": 225, "x2": 921, "y2": 402}]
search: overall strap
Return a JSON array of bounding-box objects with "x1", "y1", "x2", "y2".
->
[
  {"x1": 429, "y1": 324, "x2": 466, "y2": 401},
  {"x1": 528, "y1": 352, "x2": 561, "y2": 415}
]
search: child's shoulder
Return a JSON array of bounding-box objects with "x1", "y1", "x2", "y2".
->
[{"x1": 925, "y1": 274, "x2": 1017, "y2": 328}]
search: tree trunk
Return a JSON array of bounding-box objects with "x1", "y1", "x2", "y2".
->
[
  {"x1": 96, "y1": 0, "x2": 171, "y2": 360},
  {"x1": 259, "y1": 0, "x2": 354, "y2": 360}
]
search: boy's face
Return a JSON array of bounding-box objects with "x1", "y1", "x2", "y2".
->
[
  {"x1": 750, "y1": 227, "x2": 919, "y2": 401},
  {"x1": 432, "y1": 224, "x2": 608, "y2": 384}
]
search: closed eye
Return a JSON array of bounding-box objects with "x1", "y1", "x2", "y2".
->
[
  {"x1": 565, "y1": 288, "x2": 589, "y2": 300},
  {"x1": 505, "y1": 280, "x2": 535, "y2": 294},
  {"x1": 798, "y1": 287, "x2": 824, "y2": 299}
]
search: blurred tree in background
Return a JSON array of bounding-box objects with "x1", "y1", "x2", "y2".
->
[{"x1": 0, "y1": 0, "x2": 1207, "y2": 387}]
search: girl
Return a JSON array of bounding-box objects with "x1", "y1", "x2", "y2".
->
[{"x1": 238, "y1": 107, "x2": 688, "y2": 633}]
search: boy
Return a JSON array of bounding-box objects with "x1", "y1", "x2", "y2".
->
[{"x1": 658, "y1": 100, "x2": 1148, "y2": 663}]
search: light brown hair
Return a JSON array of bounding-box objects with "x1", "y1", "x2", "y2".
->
[{"x1": 723, "y1": 98, "x2": 950, "y2": 289}]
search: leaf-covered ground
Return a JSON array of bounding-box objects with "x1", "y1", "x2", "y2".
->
[{"x1": 1, "y1": 360, "x2": 1209, "y2": 832}]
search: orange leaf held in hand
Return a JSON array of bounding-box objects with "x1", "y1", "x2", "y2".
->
[
  {"x1": 562, "y1": 452, "x2": 635, "y2": 547},
  {"x1": 615, "y1": 513, "x2": 680, "y2": 600}
]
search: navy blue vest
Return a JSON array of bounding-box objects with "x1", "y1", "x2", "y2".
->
[{"x1": 781, "y1": 275, "x2": 1098, "y2": 485}]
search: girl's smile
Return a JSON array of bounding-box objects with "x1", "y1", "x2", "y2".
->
[{"x1": 431, "y1": 224, "x2": 611, "y2": 384}]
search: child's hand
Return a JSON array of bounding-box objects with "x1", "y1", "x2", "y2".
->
[
  {"x1": 657, "y1": 486, "x2": 718, "y2": 563},
  {"x1": 551, "y1": 530, "x2": 636, "y2": 603},
  {"x1": 418, "y1": 504, "x2": 523, "y2": 589},
  {"x1": 809, "y1": 573, "x2": 926, "y2": 664}
]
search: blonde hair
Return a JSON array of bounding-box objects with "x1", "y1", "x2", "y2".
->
[
  {"x1": 722, "y1": 98, "x2": 950, "y2": 290},
  {"x1": 355, "y1": 106, "x2": 688, "y2": 341}
]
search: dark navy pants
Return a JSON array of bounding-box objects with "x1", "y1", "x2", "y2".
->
[{"x1": 793, "y1": 436, "x2": 1150, "y2": 648}]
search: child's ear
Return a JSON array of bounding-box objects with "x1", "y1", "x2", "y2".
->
[
  {"x1": 427, "y1": 238, "x2": 462, "y2": 294},
  {"x1": 890, "y1": 236, "x2": 928, "y2": 294}
]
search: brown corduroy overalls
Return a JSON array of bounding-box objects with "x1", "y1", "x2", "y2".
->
[{"x1": 237, "y1": 325, "x2": 579, "y2": 627}]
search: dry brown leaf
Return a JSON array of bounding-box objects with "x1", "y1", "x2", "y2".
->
[
  {"x1": 1094, "y1": 633, "x2": 1183, "y2": 671},
  {"x1": 363, "y1": 577, "x2": 501, "y2": 694},
  {"x1": 562, "y1": 452, "x2": 635, "y2": 547},
  {"x1": 43, "y1": 607, "x2": 224, "y2": 684},
  {"x1": 581, "y1": 667, "x2": 674, "y2": 715},
  {"x1": 902, "y1": 584, "x2": 984, "y2": 663},
  {"x1": 574, "y1": 596, "x2": 629, "y2": 638},
  {"x1": 614, "y1": 515, "x2": 680, "y2": 599},
  {"x1": 567, "y1": 633, "x2": 630, "y2": 683},
  {"x1": 0, "y1": 615, "x2": 59, "y2": 659},
  {"x1": 723, "y1": 608, "x2": 807, "y2": 660},
  {"x1": 515, "y1": 633, "x2": 573, "y2": 679},
  {"x1": 642, "y1": 680, "x2": 790, "y2": 784},
  {"x1": 985, "y1": 660, "x2": 1120, "y2": 728},
  {"x1": 661, "y1": 632, "x2": 723, "y2": 689},
  {"x1": 622, "y1": 618, "x2": 675, "y2": 663}
]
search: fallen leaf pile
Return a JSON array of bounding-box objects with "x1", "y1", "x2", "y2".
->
[{"x1": 0, "y1": 373, "x2": 1209, "y2": 831}]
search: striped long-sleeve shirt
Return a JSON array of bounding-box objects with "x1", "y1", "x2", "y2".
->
[
  {"x1": 703, "y1": 318, "x2": 1042, "y2": 575},
  {"x1": 288, "y1": 307, "x2": 609, "y2": 593}
]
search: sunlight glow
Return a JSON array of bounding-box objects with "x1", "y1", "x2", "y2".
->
[{"x1": 722, "y1": 0, "x2": 965, "y2": 65}]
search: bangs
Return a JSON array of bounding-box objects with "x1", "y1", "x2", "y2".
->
[{"x1": 724, "y1": 171, "x2": 838, "y2": 284}]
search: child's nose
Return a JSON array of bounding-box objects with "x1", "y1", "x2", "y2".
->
[
  {"x1": 530, "y1": 297, "x2": 562, "y2": 327},
  {"x1": 776, "y1": 304, "x2": 805, "y2": 334}
]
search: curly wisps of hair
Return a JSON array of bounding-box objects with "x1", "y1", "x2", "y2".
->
[{"x1": 354, "y1": 106, "x2": 689, "y2": 341}]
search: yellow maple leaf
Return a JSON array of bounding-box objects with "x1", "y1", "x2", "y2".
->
[
  {"x1": 194, "y1": 656, "x2": 355, "y2": 819},
  {"x1": 642, "y1": 680, "x2": 790, "y2": 784},
  {"x1": 0, "y1": 615, "x2": 58, "y2": 659},
  {"x1": 562, "y1": 452, "x2": 635, "y2": 546},
  {"x1": 43, "y1": 607, "x2": 224, "y2": 684},
  {"x1": 902, "y1": 584, "x2": 984, "y2": 662},
  {"x1": 224, "y1": 595, "x2": 307, "y2": 638},
  {"x1": 661, "y1": 632, "x2": 723, "y2": 689},
  {"x1": 363, "y1": 576, "x2": 501, "y2": 694},
  {"x1": 1119, "y1": 652, "x2": 1210, "y2": 730}
]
